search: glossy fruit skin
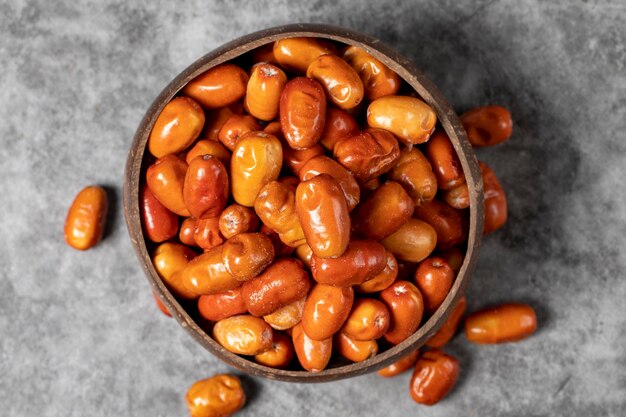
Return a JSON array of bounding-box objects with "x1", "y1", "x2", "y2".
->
[
  {"x1": 306, "y1": 54, "x2": 364, "y2": 109},
  {"x1": 183, "y1": 64, "x2": 249, "y2": 109},
  {"x1": 296, "y1": 174, "x2": 351, "y2": 258},
  {"x1": 319, "y1": 107, "x2": 360, "y2": 151},
  {"x1": 424, "y1": 130, "x2": 465, "y2": 190},
  {"x1": 388, "y1": 147, "x2": 438, "y2": 206},
  {"x1": 356, "y1": 250, "x2": 398, "y2": 293},
  {"x1": 413, "y1": 199, "x2": 465, "y2": 250},
  {"x1": 202, "y1": 104, "x2": 242, "y2": 142},
  {"x1": 335, "y1": 332, "x2": 378, "y2": 362},
  {"x1": 148, "y1": 96, "x2": 205, "y2": 158},
  {"x1": 183, "y1": 155, "x2": 229, "y2": 219},
  {"x1": 140, "y1": 185, "x2": 178, "y2": 243},
  {"x1": 293, "y1": 244, "x2": 313, "y2": 269},
  {"x1": 254, "y1": 181, "x2": 306, "y2": 247},
  {"x1": 409, "y1": 349, "x2": 460, "y2": 405},
  {"x1": 180, "y1": 218, "x2": 197, "y2": 247},
  {"x1": 282, "y1": 143, "x2": 325, "y2": 176},
  {"x1": 213, "y1": 314, "x2": 273, "y2": 355},
  {"x1": 263, "y1": 297, "x2": 306, "y2": 330},
  {"x1": 262, "y1": 121, "x2": 282, "y2": 136},
  {"x1": 352, "y1": 181, "x2": 415, "y2": 240},
  {"x1": 245, "y1": 63, "x2": 288, "y2": 121},
  {"x1": 341, "y1": 298, "x2": 390, "y2": 341},
  {"x1": 218, "y1": 204, "x2": 260, "y2": 239},
  {"x1": 377, "y1": 349, "x2": 420, "y2": 377},
  {"x1": 342, "y1": 46, "x2": 401, "y2": 100},
  {"x1": 311, "y1": 240, "x2": 387, "y2": 287},
  {"x1": 255, "y1": 332, "x2": 295, "y2": 368},
  {"x1": 299, "y1": 155, "x2": 360, "y2": 212},
  {"x1": 367, "y1": 95, "x2": 437, "y2": 145},
  {"x1": 146, "y1": 154, "x2": 190, "y2": 216},
  {"x1": 302, "y1": 284, "x2": 354, "y2": 341},
  {"x1": 193, "y1": 217, "x2": 224, "y2": 250},
  {"x1": 280, "y1": 77, "x2": 327, "y2": 149},
  {"x1": 278, "y1": 175, "x2": 300, "y2": 188},
  {"x1": 333, "y1": 128, "x2": 400, "y2": 182},
  {"x1": 465, "y1": 303, "x2": 537, "y2": 344},
  {"x1": 480, "y1": 161, "x2": 508, "y2": 234},
  {"x1": 259, "y1": 225, "x2": 296, "y2": 257},
  {"x1": 461, "y1": 105, "x2": 513, "y2": 147},
  {"x1": 64, "y1": 186, "x2": 108, "y2": 250},
  {"x1": 381, "y1": 219, "x2": 437, "y2": 263},
  {"x1": 179, "y1": 245, "x2": 241, "y2": 297},
  {"x1": 443, "y1": 182, "x2": 470, "y2": 209},
  {"x1": 197, "y1": 287, "x2": 247, "y2": 322},
  {"x1": 152, "y1": 242, "x2": 197, "y2": 299},
  {"x1": 426, "y1": 296, "x2": 467, "y2": 348},
  {"x1": 185, "y1": 139, "x2": 231, "y2": 167},
  {"x1": 436, "y1": 247, "x2": 464, "y2": 274},
  {"x1": 186, "y1": 374, "x2": 245, "y2": 417},
  {"x1": 360, "y1": 177, "x2": 381, "y2": 199},
  {"x1": 273, "y1": 37, "x2": 337, "y2": 73},
  {"x1": 153, "y1": 291, "x2": 171, "y2": 317},
  {"x1": 396, "y1": 261, "x2": 418, "y2": 281},
  {"x1": 231, "y1": 131, "x2": 283, "y2": 207},
  {"x1": 218, "y1": 114, "x2": 262, "y2": 151},
  {"x1": 250, "y1": 43, "x2": 278, "y2": 65},
  {"x1": 380, "y1": 280, "x2": 424, "y2": 345},
  {"x1": 414, "y1": 257, "x2": 455, "y2": 314},
  {"x1": 241, "y1": 258, "x2": 311, "y2": 317},
  {"x1": 222, "y1": 233, "x2": 275, "y2": 281},
  {"x1": 292, "y1": 323, "x2": 332, "y2": 372}
]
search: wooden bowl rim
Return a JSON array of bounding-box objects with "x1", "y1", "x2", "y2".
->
[{"x1": 123, "y1": 23, "x2": 484, "y2": 383}]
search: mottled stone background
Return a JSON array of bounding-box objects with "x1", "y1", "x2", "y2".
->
[{"x1": 1, "y1": 0, "x2": 625, "y2": 416}]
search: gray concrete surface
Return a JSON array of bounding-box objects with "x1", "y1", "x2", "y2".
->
[{"x1": 1, "y1": 0, "x2": 625, "y2": 416}]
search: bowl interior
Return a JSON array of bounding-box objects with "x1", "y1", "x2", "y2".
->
[{"x1": 123, "y1": 23, "x2": 483, "y2": 382}]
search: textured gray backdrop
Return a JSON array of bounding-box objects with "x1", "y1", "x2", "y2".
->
[{"x1": 1, "y1": 0, "x2": 625, "y2": 416}]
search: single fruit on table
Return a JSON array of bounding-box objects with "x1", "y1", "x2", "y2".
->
[
  {"x1": 460, "y1": 105, "x2": 513, "y2": 147},
  {"x1": 186, "y1": 374, "x2": 245, "y2": 417},
  {"x1": 64, "y1": 185, "x2": 108, "y2": 250},
  {"x1": 465, "y1": 303, "x2": 537, "y2": 344},
  {"x1": 409, "y1": 349, "x2": 460, "y2": 405},
  {"x1": 480, "y1": 161, "x2": 508, "y2": 234}
]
